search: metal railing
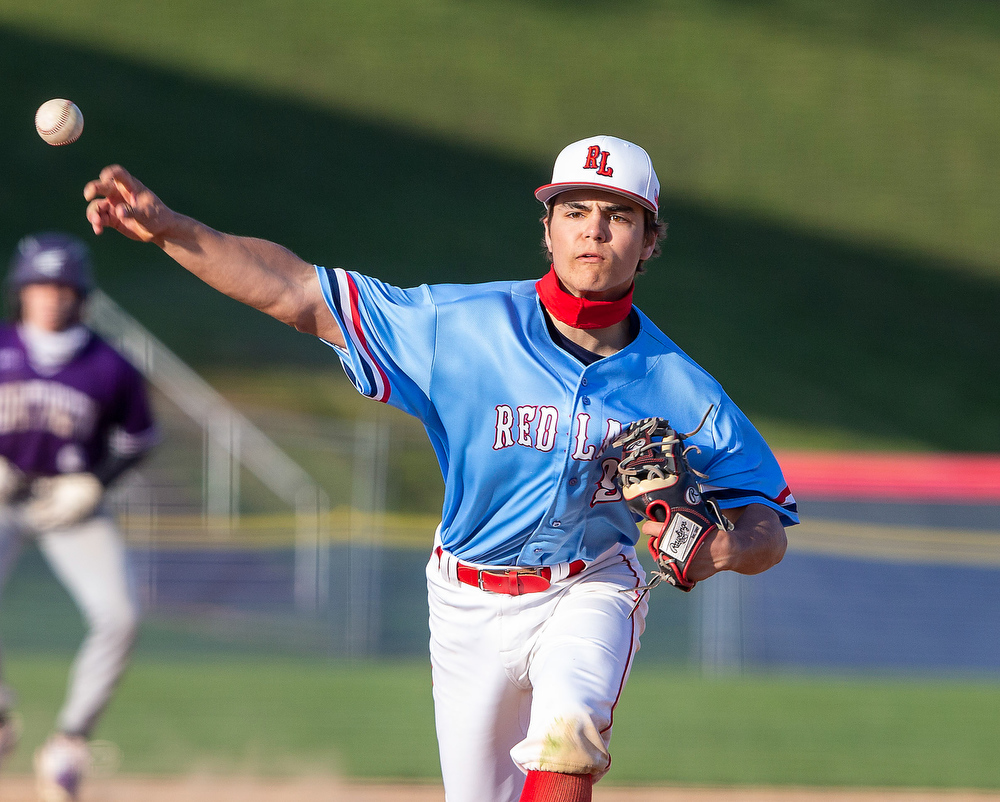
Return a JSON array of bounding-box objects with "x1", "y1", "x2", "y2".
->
[{"x1": 85, "y1": 290, "x2": 331, "y2": 613}]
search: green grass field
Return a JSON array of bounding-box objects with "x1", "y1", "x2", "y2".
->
[
  {"x1": 6, "y1": 653, "x2": 1000, "y2": 789},
  {"x1": 5, "y1": 546, "x2": 1000, "y2": 789},
  {"x1": 1, "y1": 0, "x2": 998, "y2": 451}
]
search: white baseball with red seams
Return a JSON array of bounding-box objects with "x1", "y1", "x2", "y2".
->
[{"x1": 35, "y1": 99, "x2": 84, "y2": 146}]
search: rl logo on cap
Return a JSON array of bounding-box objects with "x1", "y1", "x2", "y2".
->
[
  {"x1": 534, "y1": 135, "x2": 660, "y2": 214},
  {"x1": 583, "y1": 146, "x2": 614, "y2": 177}
]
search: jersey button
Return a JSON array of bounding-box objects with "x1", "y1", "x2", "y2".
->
[
  {"x1": 568, "y1": 478, "x2": 578, "y2": 486},
  {"x1": 552, "y1": 520, "x2": 562, "y2": 528},
  {"x1": 582, "y1": 397, "x2": 591, "y2": 405},
  {"x1": 581, "y1": 378, "x2": 588, "y2": 386}
]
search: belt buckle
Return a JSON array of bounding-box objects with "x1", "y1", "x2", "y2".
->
[
  {"x1": 477, "y1": 569, "x2": 508, "y2": 591},
  {"x1": 477, "y1": 566, "x2": 541, "y2": 594}
]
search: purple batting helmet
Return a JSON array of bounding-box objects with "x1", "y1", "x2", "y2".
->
[{"x1": 7, "y1": 232, "x2": 94, "y2": 296}]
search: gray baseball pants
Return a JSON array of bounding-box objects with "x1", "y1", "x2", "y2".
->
[{"x1": 0, "y1": 506, "x2": 139, "y2": 737}]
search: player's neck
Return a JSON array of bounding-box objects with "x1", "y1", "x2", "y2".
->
[
  {"x1": 536, "y1": 266, "x2": 635, "y2": 355},
  {"x1": 536, "y1": 266, "x2": 634, "y2": 328},
  {"x1": 546, "y1": 311, "x2": 633, "y2": 356}
]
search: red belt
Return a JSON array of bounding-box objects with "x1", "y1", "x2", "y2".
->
[{"x1": 436, "y1": 547, "x2": 586, "y2": 596}]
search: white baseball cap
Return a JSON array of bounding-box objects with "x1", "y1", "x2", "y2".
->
[{"x1": 535, "y1": 135, "x2": 660, "y2": 214}]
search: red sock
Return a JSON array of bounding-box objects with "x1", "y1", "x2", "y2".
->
[{"x1": 519, "y1": 770, "x2": 593, "y2": 802}]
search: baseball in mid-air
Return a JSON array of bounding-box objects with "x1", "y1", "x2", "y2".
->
[{"x1": 35, "y1": 98, "x2": 84, "y2": 146}]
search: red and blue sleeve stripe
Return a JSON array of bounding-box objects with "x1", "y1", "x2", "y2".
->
[
  {"x1": 327, "y1": 268, "x2": 391, "y2": 403},
  {"x1": 708, "y1": 486, "x2": 799, "y2": 525}
]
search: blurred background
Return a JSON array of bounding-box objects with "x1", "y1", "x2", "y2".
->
[{"x1": 1, "y1": 0, "x2": 999, "y2": 790}]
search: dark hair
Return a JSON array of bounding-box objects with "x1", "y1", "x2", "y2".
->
[{"x1": 541, "y1": 206, "x2": 667, "y2": 274}]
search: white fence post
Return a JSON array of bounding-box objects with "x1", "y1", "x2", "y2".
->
[
  {"x1": 346, "y1": 417, "x2": 389, "y2": 657},
  {"x1": 698, "y1": 571, "x2": 746, "y2": 675}
]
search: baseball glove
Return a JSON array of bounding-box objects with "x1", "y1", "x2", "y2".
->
[
  {"x1": 0, "y1": 457, "x2": 26, "y2": 505},
  {"x1": 23, "y1": 473, "x2": 103, "y2": 531},
  {"x1": 613, "y1": 409, "x2": 726, "y2": 592}
]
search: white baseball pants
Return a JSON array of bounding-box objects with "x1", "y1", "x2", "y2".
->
[{"x1": 426, "y1": 543, "x2": 648, "y2": 802}]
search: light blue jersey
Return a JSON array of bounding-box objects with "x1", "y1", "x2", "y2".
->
[{"x1": 318, "y1": 267, "x2": 797, "y2": 566}]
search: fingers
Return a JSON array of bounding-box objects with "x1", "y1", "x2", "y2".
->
[
  {"x1": 83, "y1": 165, "x2": 162, "y2": 241},
  {"x1": 84, "y1": 166, "x2": 128, "y2": 236},
  {"x1": 85, "y1": 197, "x2": 120, "y2": 236},
  {"x1": 84, "y1": 191, "x2": 144, "y2": 240},
  {"x1": 83, "y1": 164, "x2": 138, "y2": 204}
]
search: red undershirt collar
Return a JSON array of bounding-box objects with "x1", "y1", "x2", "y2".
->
[{"x1": 535, "y1": 266, "x2": 634, "y2": 330}]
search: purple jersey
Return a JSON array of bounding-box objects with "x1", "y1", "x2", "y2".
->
[{"x1": 0, "y1": 325, "x2": 156, "y2": 476}]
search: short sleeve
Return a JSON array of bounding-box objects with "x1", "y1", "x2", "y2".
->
[
  {"x1": 697, "y1": 396, "x2": 798, "y2": 526},
  {"x1": 316, "y1": 267, "x2": 438, "y2": 419}
]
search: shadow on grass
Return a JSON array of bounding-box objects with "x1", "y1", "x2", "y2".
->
[{"x1": 2, "y1": 26, "x2": 997, "y2": 450}]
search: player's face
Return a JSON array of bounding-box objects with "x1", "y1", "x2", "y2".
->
[
  {"x1": 19, "y1": 283, "x2": 83, "y2": 332},
  {"x1": 543, "y1": 189, "x2": 655, "y2": 300}
]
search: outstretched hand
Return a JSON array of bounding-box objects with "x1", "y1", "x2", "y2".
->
[
  {"x1": 82, "y1": 163, "x2": 339, "y2": 344},
  {"x1": 84, "y1": 165, "x2": 173, "y2": 244}
]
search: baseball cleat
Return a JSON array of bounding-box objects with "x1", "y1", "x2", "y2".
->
[{"x1": 33, "y1": 734, "x2": 90, "y2": 802}]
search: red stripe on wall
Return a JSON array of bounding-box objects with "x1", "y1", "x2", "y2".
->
[{"x1": 774, "y1": 452, "x2": 1000, "y2": 502}]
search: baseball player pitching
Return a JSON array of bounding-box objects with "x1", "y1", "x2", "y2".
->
[
  {"x1": 0, "y1": 233, "x2": 158, "y2": 802},
  {"x1": 83, "y1": 136, "x2": 797, "y2": 802}
]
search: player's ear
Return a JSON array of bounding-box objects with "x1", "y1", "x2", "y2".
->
[
  {"x1": 640, "y1": 219, "x2": 658, "y2": 261},
  {"x1": 640, "y1": 234, "x2": 656, "y2": 262},
  {"x1": 542, "y1": 215, "x2": 553, "y2": 254}
]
